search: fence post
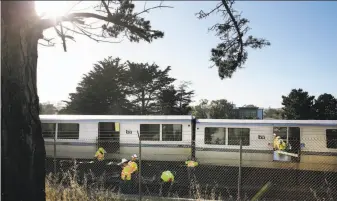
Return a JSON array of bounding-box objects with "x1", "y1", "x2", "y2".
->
[
  {"x1": 137, "y1": 131, "x2": 142, "y2": 201},
  {"x1": 53, "y1": 127, "x2": 57, "y2": 175},
  {"x1": 237, "y1": 137, "x2": 242, "y2": 201}
]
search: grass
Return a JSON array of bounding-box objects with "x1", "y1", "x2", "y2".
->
[
  {"x1": 45, "y1": 160, "x2": 336, "y2": 201},
  {"x1": 45, "y1": 162, "x2": 120, "y2": 201}
]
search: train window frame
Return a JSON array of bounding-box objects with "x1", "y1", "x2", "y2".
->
[
  {"x1": 98, "y1": 122, "x2": 120, "y2": 141},
  {"x1": 228, "y1": 128, "x2": 250, "y2": 146},
  {"x1": 140, "y1": 124, "x2": 160, "y2": 141},
  {"x1": 326, "y1": 129, "x2": 337, "y2": 149},
  {"x1": 204, "y1": 127, "x2": 226, "y2": 145},
  {"x1": 57, "y1": 123, "x2": 80, "y2": 140},
  {"x1": 42, "y1": 123, "x2": 56, "y2": 139},
  {"x1": 162, "y1": 124, "x2": 183, "y2": 141}
]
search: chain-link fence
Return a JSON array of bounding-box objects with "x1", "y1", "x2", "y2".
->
[{"x1": 44, "y1": 128, "x2": 337, "y2": 201}]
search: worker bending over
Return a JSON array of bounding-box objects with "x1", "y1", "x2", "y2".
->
[
  {"x1": 119, "y1": 158, "x2": 132, "y2": 194},
  {"x1": 160, "y1": 170, "x2": 175, "y2": 197},
  {"x1": 128, "y1": 154, "x2": 138, "y2": 193},
  {"x1": 185, "y1": 158, "x2": 198, "y2": 198}
]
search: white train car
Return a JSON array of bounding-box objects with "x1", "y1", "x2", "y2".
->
[
  {"x1": 195, "y1": 119, "x2": 337, "y2": 172},
  {"x1": 41, "y1": 115, "x2": 193, "y2": 161}
]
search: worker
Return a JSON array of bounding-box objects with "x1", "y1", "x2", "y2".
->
[
  {"x1": 128, "y1": 154, "x2": 138, "y2": 193},
  {"x1": 94, "y1": 147, "x2": 107, "y2": 161},
  {"x1": 128, "y1": 154, "x2": 138, "y2": 174},
  {"x1": 160, "y1": 170, "x2": 175, "y2": 197},
  {"x1": 278, "y1": 139, "x2": 287, "y2": 151},
  {"x1": 94, "y1": 147, "x2": 107, "y2": 176},
  {"x1": 185, "y1": 158, "x2": 198, "y2": 198},
  {"x1": 118, "y1": 158, "x2": 132, "y2": 194}
]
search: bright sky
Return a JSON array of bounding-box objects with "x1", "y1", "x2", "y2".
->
[{"x1": 36, "y1": 1, "x2": 337, "y2": 108}]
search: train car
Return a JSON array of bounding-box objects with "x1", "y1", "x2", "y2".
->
[
  {"x1": 41, "y1": 115, "x2": 193, "y2": 161},
  {"x1": 195, "y1": 119, "x2": 337, "y2": 172}
]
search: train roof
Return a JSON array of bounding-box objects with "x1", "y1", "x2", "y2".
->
[
  {"x1": 40, "y1": 115, "x2": 193, "y2": 122},
  {"x1": 197, "y1": 119, "x2": 337, "y2": 127}
]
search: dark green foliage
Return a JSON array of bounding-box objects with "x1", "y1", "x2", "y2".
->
[
  {"x1": 61, "y1": 57, "x2": 194, "y2": 115},
  {"x1": 281, "y1": 88, "x2": 316, "y2": 120},
  {"x1": 176, "y1": 81, "x2": 195, "y2": 115},
  {"x1": 127, "y1": 62, "x2": 176, "y2": 114},
  {"x1": 192, "y1": 99, "x2": 210, "y2": 119},
  {"x1": 61, "y1": 57, "x2": 133, "y2": 115},
  {"x1": 209, "y1": 99, "x2": 236, "y2": 119},
  {"x1": 264, "y1": 108, "x2": 283, "y2": 119},
  {"x1": 156, "y1": 85, "x2": 179, "y2": 115},
  {"x1": 313, "y1": 93, "x2": 337, "y2": 120},
  {"x1": 192, "y1": 99, "x2": 236, "y2": 119},
  {"x1": 196, "y1": 0, "x2": 270, "y2": 79},
  {"x1": 100, "y1": 0, "x2": 164, "y2": 43}
]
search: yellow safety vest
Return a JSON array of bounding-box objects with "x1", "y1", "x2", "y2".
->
[
  {"x1": 161, "y1": 171, "x2": 174, "y2": 183},
  {"x1": 279, "y1": 141, "x2": 286, "y2": 150},
  {"x1": 121, "y1": 165, "x2": 132, "y2": 181},
  {"x1": 185, "y1": 160, "x2": 198, "y2": 167},
  {"x1": 128, "y1": 161, "x2": 138, "y2": 173}
]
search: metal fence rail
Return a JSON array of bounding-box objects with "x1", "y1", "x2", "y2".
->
[{"x1": 45, "y1": 135, "x2": 337, "y2": 201}]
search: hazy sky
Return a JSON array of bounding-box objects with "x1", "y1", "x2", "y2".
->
[{"x1": 36, "y1": 1, "x2": 337, "y2": 108}]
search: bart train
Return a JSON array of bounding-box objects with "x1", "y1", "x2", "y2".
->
[{"x1": 41, "y1": 115, "x2": 337, "y2": 172}]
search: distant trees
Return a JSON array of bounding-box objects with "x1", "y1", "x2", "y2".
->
[
  {"x1": 61, "y1": 57, "x2": 194, "y2": 115},
  {"x1": 264, "y1": 108, "x2": 283, "y2": 119},
  {"x1": 281, "y1": 88, "x2": 337, "y2": 120},
  {"x1": 192, "y1": 99, "x2": 236, "y2": 119},
  {"x1": 39, "y1": 103, "x2": 58, "y2": 114}
]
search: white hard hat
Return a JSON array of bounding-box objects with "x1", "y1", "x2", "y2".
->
[
  {"x1": 117, "y1": 158, "x2": 128, "y2": 165},
  {"x1": 273, "y1": 133, "x2": 276, "y2": 136},
  {"x1": 132, "y1": 154, "x2": 138, "y2": 158}
]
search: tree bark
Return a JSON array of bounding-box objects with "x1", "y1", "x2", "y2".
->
[{"x1": 1, "y1": 2, "x2": 46, "y2": 201}]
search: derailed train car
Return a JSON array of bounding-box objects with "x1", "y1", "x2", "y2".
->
[
  {"x1": 41, "y1": 115, "x2": 337, "y2": 172},
  {"x1": 195, "y1": 119, "x2": 337, "y2": 172},
  {"x1": 42, "y1": 115, "x2": 193, "y2": 161}
]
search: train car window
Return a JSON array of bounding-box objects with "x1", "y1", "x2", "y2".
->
[
  {"x1": 98, "y1": 122, "x2": 120, "y2": 141},
  {"x1": 140, "y1": 124, "x2": 160, "y2": 141},
  {"x1": 162, "y1": 124, "x2": 182, "y2": 141},
  {"x1": 273, "y1": 127, "x2": 288, "y2": 142},
  {"x1": 326, "y1": 129, "x2": 337, "y2": 149},
  {"x1": 57, "y1": 123, "x2": 79, "y2": 139},
  {"x1": 204, "y1": 127, "x2": 226, "y2": 145},
  {"x1": 228, "y1": 128, "x2": 250, "y2": 146},
  {"x1": 42, "y1": 123, "x2": 56, "y2": 139}
]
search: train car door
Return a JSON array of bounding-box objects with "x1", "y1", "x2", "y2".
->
[
  {"x1": 288, "y1": 127, "x2": 301, "y2": 162},
  {"x1": 98, "y1": 122, "x2": 120, "y2": 153}
]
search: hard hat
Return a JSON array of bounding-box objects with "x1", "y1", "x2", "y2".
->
[
  {"x1": 98, "y1": 147, "x2": 107, "y2": 153},
  {"x1": 132, "y1": 154, "x2": 138, "y2": 158},
  {"x1": 118, "y1": 158, "x2": 129, "y2": 166},
  {"x1": 273, "y1": 133, "x2": 276, "y2": 136}
]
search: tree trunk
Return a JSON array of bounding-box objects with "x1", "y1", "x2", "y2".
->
[{"x1": 1, "y1": 2, "x2": 46, "y2": 201}]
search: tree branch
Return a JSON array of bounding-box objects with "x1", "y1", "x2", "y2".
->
[
  {"x1": 221, "y1": 0, "x2": 243, "y2": 67},
  {"x1": 40, "y1": 12, "x2": 154, "y2": 42}
]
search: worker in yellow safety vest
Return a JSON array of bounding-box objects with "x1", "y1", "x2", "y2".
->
[
  {"x1": 185, "y1": 158, "x2": 198, "y2": 198},
  {"x1": 118, "y1": 158, "x2": 132, "y2": 194},
  {"x1": 160, "y1": 170, "x2": 175, "y2": 197},
  {"x1": 94, "y1": 147, "x2": 107, "y2": 161},
  {"x1": 128, "y1": 154, "x2": 138, "y2": 173},
  {"x1": 128, "y1": 154, "x2": 138, "y2": 194},
  {"x1": 278, "y1": 139, "x2": 287, "y2": 151}
]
